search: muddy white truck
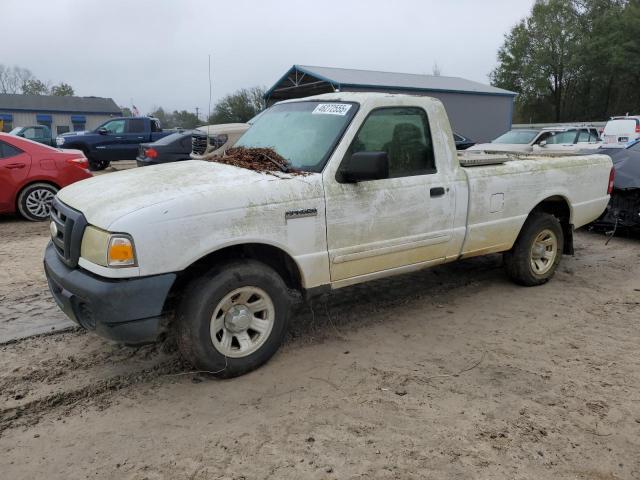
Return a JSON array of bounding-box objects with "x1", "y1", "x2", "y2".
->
[{"x1": 44, "y1": 93, "x2": 614, "y2": 377}]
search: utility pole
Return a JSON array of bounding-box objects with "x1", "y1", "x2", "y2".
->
[{"x1": 195, "y1": 107, "x2": 200, "y2": 120}]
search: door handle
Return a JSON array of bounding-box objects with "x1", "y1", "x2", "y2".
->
[
  {"x1": 430, "y1": 187, "x2": 446, "y2": 197},
  {"x1": 4, "y1": 163, "x2": 26, "y2": 169},
  {"x1": 115, "y1": 136, "x2": 123, "y2": 139},
  {"x1": 137, "y1": 136, "x2": 144, "y2": 139}
]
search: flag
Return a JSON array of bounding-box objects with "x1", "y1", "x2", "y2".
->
[{"x1": 132, "y1": 105, "x2": 140, "y2": 117}]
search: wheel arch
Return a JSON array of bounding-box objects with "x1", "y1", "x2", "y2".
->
[
  {"x1": 166, "y1": 242, "x2": 305, "y2": 310},
  {"x1": 526, "y1": 195, "x2": 574, "y2": 254}
]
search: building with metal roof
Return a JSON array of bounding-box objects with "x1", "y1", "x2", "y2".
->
[
  {"x1": 0, "y1": 94, "x2": 121, "y2": 136},
  {"x1": 265, "y1": 65, "x2": 517, "y2": 143}
]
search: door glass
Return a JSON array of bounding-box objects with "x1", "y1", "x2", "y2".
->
[
  {"x1": 0, "y1": 141, "x2": 22, "y2": 159},
  {"x1": 23, "y1": 128, "x2": 37, "y2": 139},
  {"x1": 128, "y1": 119, "x2": 145, "y2": 133},
  {"x1": 101, "y1": 120, "x2": 125, "y2": 134},
  {"x1": 577, "y1": 130, "x2": 590, "y2": 142},
  {"x1": 547, "y1": 130, "x2": 577, "y2": 144},
  {"x1": 346, "y1": 107, "x2": 436, "y2": 177}
]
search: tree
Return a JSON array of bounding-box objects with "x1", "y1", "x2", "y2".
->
[
  {"x1": 171, "y1": 110, "x2": 200, "y2": 129},
  {"x1": 149, "y1": 107, "x2": 172, "y2": 126},
  {"x1": 51, "y1": 82, "x2": 74, "y2": 96},
  {"x1": 21, "y1": 78, "x2": 50, "y2": 96},
  {"x1": 120, "y1": 107, "x2": 133, "y2": 117},
  {"x1": 491, "y1": 0, "x2": 582, "y2": 122},
  {"x1": 0, "y1": 65, "x2": 33, "y2": 94},
  {"x1": 207, "y1": 86, "x2": 266, "y2": 124},
  {"x1": 491, "y1": 0, "x2": 640, "y2": 123}
]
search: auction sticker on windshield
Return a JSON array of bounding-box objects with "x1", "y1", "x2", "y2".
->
[{"x1": 312, "y1": 104, "x2": 352, "y2": 115}]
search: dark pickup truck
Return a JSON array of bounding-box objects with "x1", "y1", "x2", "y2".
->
[
  {"x1": 56, "y1": 117, "x2": 172, "y2": 170},
  {"x1": 9, "y1": 125, "x2": 55, "y2": 146}
]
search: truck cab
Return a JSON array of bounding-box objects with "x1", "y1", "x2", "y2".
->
[
  {"x1": 9, "y1": 125, "x2": 54, "y2": 146},
  {"x1": 56, "y1": 117, "x2": 171, "y2": 170}
]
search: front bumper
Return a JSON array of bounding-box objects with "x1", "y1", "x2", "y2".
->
[{"x1": 44, "y1": 242, "x2": 176, "y2": 344}]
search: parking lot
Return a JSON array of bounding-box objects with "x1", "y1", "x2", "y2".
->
[{"x1": 1, "y1": 198, "x2": 639, "y2": 478}]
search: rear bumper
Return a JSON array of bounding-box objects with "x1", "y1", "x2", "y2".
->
[{"x1": 44, "y1": 242, "x2": 176, "y2": 344}]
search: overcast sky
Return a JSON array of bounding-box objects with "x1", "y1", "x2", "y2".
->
[{"x1": 2, "y1": 0, "x2": 534, "y2": 118}]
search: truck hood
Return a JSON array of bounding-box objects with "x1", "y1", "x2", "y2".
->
[{"x1": 57, "y1": 160, "x2": 320, "y2": 228}]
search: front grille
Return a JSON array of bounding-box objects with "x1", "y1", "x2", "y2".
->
[
  {"x1": 50, "y1": 197, "x2": 88, "y2": 268},
  {"x1": 192, "y1": 134, "x2": 207, "y2": 155}
]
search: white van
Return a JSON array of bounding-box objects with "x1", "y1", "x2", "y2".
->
[{"x1": 602, "y1": 116, "x2": 640, "y2": 147}]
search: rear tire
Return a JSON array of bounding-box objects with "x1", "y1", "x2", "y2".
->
[
  {"x1": 504, "y1": 212, "x2": 564, "y2": 286},
  {"x1": 88, "y1": 158, "x2": 110, "y2": 171},
  {"x1": 17, "y1": 183, "x2": 58, "y2": 221},
  {"x1": 177, "y1": 260, "x2": 292, "y2": 378}
]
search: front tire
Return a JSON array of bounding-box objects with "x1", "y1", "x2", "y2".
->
[
  {"x1": 177, "y1": 260, "x2": 292, "y2": 378},
  {"x1": 17, "y1": 183, "x2": 58, "y2": 221},
  {"x1": 504, "y1": 212, "x2": 564, "y2": 286}
]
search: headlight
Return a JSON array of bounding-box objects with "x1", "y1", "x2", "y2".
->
[
  {"x1": 81, "y1": 226, "x2": 137, "y2": 268},
  {"x1": 56, "y1": 136, "x2": 65, "y2": 146}
]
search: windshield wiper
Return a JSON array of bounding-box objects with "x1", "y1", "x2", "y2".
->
[{"x1": 262, "y1": 152, "x2": 289, "y2": 173}]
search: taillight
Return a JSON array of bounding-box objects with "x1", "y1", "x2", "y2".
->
[
  {"x1": 635, "y1": 125, "x2": 640, "y2": 133},
  {"x1": 145, "y1": 148, "x2": 158, "y2": 159},
  {"x1": 607, "y1": 167, "x2": 615, "y2": 194},
  {"x1": 66, "y1": 157, "x2": 89, "y2": 169}
]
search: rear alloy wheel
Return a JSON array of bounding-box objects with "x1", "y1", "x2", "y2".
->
[
  {"x1": 504, "y1": 212, "x2": 564, "y2": 286},
  {"x1": 17, "y1": 183, "x2": 58, "y2": 221}
]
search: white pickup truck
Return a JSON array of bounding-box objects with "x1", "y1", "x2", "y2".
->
[{"x1": 44, "y1": 93, "x2": 614, "y2": 377}]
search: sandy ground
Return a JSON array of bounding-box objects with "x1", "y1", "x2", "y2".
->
[
  {"x1": 0, "y1": 160, "x2": 136, "y2": 343},
  {"x1": 0, "y1": 215, "x2": 639, "y2": 479}
]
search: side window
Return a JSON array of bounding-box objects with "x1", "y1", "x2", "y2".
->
[
  {"x1": 346, "y1": 107, "x2": 436, "y2": 178},
  {"x1": 151, "y1": 120, "x2": 161, "y2": 132},
  {"x1": 23, "y1": 127, "x2": 37, "y2": 139},
  {"x1": 547, "y1": 130, "x2": 578, "y2": 144},
  {"x1": 0, "y1": 141, "x2": 22, "y2": 159},
  {"x1": 128, "y1": 118, "x2": 145, "y2": 133},
  {"x1": 102, "y1": 120, "x2": 126, "y2": 134},
  {"x1": 577, "y1": 129, "x2": 591, "y2": 142}
]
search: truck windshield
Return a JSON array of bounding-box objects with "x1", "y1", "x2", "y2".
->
[
  {"x1": 234, "y1": 101, "x2": 358, "y2": 172},
  {"x1": 492, "y1": 130, "x2": 539, "y2": 144}
]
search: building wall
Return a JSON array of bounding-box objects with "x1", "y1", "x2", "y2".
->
[
  {"x1": 0, "y1": 111, "x2": 118, "y2": 135},
  {"x1": 341, "y1": 86, "x2": 514, "y2": 143}
]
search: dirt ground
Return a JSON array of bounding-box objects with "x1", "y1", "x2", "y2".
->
[{"x1": 1, "y1": 210, "x2": 639, "y2": 479}]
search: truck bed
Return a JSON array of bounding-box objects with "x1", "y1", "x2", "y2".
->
[{"x1": 458, "y1": 150, "x2": 585, "y2": 167}]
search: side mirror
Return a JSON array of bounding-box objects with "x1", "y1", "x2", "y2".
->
[
  {"x1": 339, "y1": 151, "x2": 389, "y2": 183},
  {"x1": 17, "y1": 132, "x2": 24, "y2": 137},
  {"x1": 539, "y1": 140, "x2": 547, "y2": 147},
  {"x1": 97, "y1": 127, "x2": 108, "y2": 135}
]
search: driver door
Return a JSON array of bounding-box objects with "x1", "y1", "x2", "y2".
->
[
  {"x1": 323, "y1": 107, "x2": 455, "y2": 284},
  {"x1": 94, "y1": 119, "x2": 126, "y2": 161}
]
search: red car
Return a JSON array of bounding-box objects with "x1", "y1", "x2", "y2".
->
[{"x1": 0, "y1": 132, "x2": 91, "y2": 221}]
